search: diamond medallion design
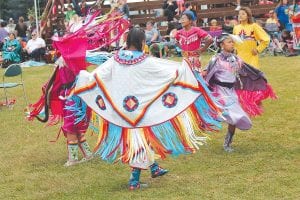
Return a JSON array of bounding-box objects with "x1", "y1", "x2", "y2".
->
[
  {"x1": 123, "y1": 96, "x2": 139, "y2": 112},
  {"x1": 162, "y1": 92, "x2": 178, "y2": 108},
  {"x1": 95, "y1": 95, "x2": 106, "y2": 110}
]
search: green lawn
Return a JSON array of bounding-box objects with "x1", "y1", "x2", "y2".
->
[{"x1": 0, "y1": 55, "x2": 299, "y2": 200}]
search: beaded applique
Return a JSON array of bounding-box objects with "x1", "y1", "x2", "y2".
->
[{"x1": 114, "y1": 50, "x2": 147, "y2": 65}]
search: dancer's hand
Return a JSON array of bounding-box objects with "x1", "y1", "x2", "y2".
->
[{"x1": 252, "y1": 48, "x2": 258, "y2": 56}]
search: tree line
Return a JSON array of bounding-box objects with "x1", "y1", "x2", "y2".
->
[{"x1": 0, "y1": 0, "x2": 47, "y2": 21}]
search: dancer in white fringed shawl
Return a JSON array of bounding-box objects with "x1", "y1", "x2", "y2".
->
[{"x1": 71, "y1": 28, "x2": 222, "y2": 190}]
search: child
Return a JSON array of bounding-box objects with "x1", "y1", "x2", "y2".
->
[
  {"x1": 209, "y1": 19, "x2": 222, "y2": 31},
  {"x1": 204, "y1": 34, "x2": 276, "y2": 152},
  {"x1": 72, "y1": 28, "x2": 221, "y2": 190},
  {"x1": 65, "y1": 4, "x2": 76, "y2": 23},
  {"x1": 184, "y1": 3, "x2": 197, "y2": 26},
  {"x1": 26, "y1": 33, "x2": 95, "y2": 167},
  {"x1": 27, "y1": 56, "x2": 94, "y2": 166},
  {"x1": 149, "y1": 43, "x2": 165, "y2": 58},
  {"x1": 175, "y1": 12, "x2": 213, "y2": 72}
]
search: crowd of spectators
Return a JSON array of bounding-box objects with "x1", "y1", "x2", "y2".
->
[
  {"x1": 0, "y1": 15, "x2": 46, "y2": 68},
  {"x1": 1, "y1": 0, "x2": 299, "y2": 67}
]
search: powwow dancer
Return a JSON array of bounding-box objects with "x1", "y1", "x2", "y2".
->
[
  {"x1": 26, "y1": 12, "x2": 130, "y2": 166},
  {"x1": 204, "y1": 34, "x2": 277, "y2": 152},
  {"x1": 175, "y1": 12, "x2": 213, "y2": 72},
  {"x1": 71, "y1": 28, "x2": 222, "y2": 190}
]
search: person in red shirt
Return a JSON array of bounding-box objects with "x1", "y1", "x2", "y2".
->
[{"x1": 175, "y1": 12, "x2": 212, "y2": 72}]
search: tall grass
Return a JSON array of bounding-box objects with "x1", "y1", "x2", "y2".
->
[{"x1": 0, "y1": 55, "x2": 299, "y2": 200}]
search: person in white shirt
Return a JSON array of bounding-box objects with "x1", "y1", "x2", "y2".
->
[{"x1": 25, "y1": 31, "x2": 46, "y2": 61}]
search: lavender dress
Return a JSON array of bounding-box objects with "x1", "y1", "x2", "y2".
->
[{"x1": 205, "y1": 52, "x2": 252, "y2": 130}]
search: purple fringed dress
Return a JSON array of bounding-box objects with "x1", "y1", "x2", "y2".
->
[{"x1": 205, "y1": 52, "x2": 252, "y2": 130}]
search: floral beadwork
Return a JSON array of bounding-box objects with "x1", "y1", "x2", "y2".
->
[{"x1": 114, "y1": 50, "x2": 147, "y2": 65}]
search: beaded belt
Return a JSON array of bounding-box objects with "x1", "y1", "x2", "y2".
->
[{"x1": 182, "y1": 51, "x2": 200, "y2": 57}]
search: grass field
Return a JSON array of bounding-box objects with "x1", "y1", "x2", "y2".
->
[{"x1": 0, "y1": 55, "x2": 299, "y2": 200}]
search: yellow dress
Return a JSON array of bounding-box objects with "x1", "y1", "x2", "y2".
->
[{"x1": 233, "y1": 23, "x2": 270, "y2": 68}]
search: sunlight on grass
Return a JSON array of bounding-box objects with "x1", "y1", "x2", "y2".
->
[{"x1": 0, "y1": 55, "x2": 299, "y2": 199}]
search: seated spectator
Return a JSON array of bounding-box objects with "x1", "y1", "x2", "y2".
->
[
  {"x1": 0, "y1": 21, "x2": 9, "y2": 49},
  {"x1": 68, "y1": 14, "x2": 83, "y2": 33},
  {"x1": 15, "y1": 16, "x2": 28, "y2": 41},
  {"x1": 163, "y1": 0, "x2": 178, "y2": 21},
  {"x1": 265, "y1": 10, "x2": 280, "y2": 32},
  {"x1": 65, "y1": 4, "x2": 76, "y2": 23},
  {"x1": 17, "y1": 37, "x2": 28, "y2": 62},
  {"x1": 161, "y1": 22, "x2": 179, "y2": 57},
  {"x1": 209, "y1": 19, "x2": 222, "y2": 31},
  {"x1": 149, "y1": 43, "x2": 165, "y2": 58},
  {"x1": 145, "y1": 21, "x2": 161, "y2": 45},
  {"x1": 235, "y1": 0, "x2": 241, "y2": 11},
  {"x1": 2, "y1": 33, "x2": 21, "y2": 67},
  {"x1": 118, "y1": 0, "x2": 130, "y2": 19},
  {"x1": 25, "y1": 31, "x2": 46, "y2": 61},
  {"x1": 281, "y1": 29, "x2": 298, "y2": 56},
  {"x1": 80, "y1": 1, "x2": 88, "y2": 17},
  {"x1": 259, "y1": 0, "x2": 273, "y2": 5},
  {"x1": 6, "y1": 18, "x2": 16, "y2": 34},
  {"x1": 27, "y1": 15, "x2": 36, "y2": 35},
  {"x1": 222, "y1": 16, "x2": 234, "y2": 34}
]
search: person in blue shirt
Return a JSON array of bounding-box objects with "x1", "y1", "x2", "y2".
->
[{"x1": 275, "y1": 0, "x2": 290, "y2": 30}]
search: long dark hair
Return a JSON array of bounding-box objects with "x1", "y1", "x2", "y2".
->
[
  {"x1": 239, "y1": 7, "x2": 254, "y2": 24},
  {"x1": 35, "y1": 66, "x2": 59, "y2": 122},
  {"x1": 126, "y1": 28, "x2": 145, "y2": 51}
]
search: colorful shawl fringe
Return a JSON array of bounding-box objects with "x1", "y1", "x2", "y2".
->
[{"x1": 81, "y1": 76, "x2": 222, "y2": 165}]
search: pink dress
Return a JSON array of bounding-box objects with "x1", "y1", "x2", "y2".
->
[
  {"x1": 175, "y1": 27, "x2": 211, "y2": 70},
  {"x1": 59, "y1": 66, "x2": 91, "y2": 135}
]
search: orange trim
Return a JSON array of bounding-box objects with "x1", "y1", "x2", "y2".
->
[
  {"x1": 73, "y1": 81, "x2": 97, "y2": 95},
  {"x1": 183, "y1": 57, "x2": 193, "y2": 67},
  {"x1": 121, "y1": 128, "x2": 129, "y2": 163},
  {"x1": 170, "y1": 118, "x2": 193, "y2": 152},
  {"x1": 184, "y1": 58, "x2": 221, "y2": 113},
  {"x1": 143, "y1": 127, "x2": 170, "y2": 159},
  {"x1": 173, "y1": 81, "x2": 199, "y2": 91},
  {"x1": 94, "y1": 73, "x2": 178, "y2": 126},
  {"x1": 93, "y1": 119, "x2": 108, "y2": 152},
  {"x1": 94, "y1": 74, "x2": 136, "y2": 126}
]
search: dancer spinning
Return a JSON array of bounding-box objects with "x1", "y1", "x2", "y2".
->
[
  {"x1": 72, "y1": 28, "x2": 221, "y2": 190},
  {"x1": 204, "y1": 34, "x2": 276, "y2": 152},
  {"x1": 27, "y1": 13, "x2": 130, "y2": 166},
  {"x1": 27, "y1": 43, "x2": 93, "y2": 167},
  {"x1": 175, "y1": 12, "x2": 213, "y2": 72}
]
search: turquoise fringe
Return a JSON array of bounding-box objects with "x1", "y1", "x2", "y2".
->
[
  {"x1": 94, "y1": 123, "x2": 122, "y2": 162},
  {"x1": 193, "y1": 71, "x2": 222, "y2": 130},
  {"x1": 64, "y1": 95, "x2": 88, "y2": 124},
  {"x1": 151, "y1": 121, "x2": 187, "y2": 156}
]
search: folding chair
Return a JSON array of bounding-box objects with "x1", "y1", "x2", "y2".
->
[
  {"x1": 0, "y1": 64, "x2": 28, "y2": 107},
  {"x1": 207, "y1": 30, "x2": 223, "y2": 54}
]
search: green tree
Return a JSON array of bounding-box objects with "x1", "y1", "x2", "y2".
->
[{"x1": 0, "y1": 0, "x2": 47, "y2": 21}]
